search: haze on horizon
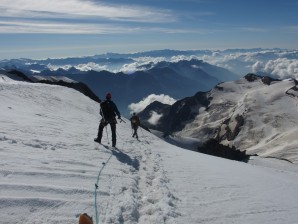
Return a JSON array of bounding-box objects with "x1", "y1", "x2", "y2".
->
[{"x1": 0, "y1": 0, "x2": 297, "y2": 60}]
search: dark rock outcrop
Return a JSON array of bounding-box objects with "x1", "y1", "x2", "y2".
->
[
  {"x1": 154, "y1": 91, "x2": 211, "y2": 134},
  {"x1": 3, "y1": 69, "x2": 100, "y2": 103},
  {"x1": 38, "y1": 79, "x2": 101, "y2": 103},
  {"x1": 197, "y1": 139, "x2": 250, "y2": 162},
  {"x1": 138, "y1": 101, "x2": 171, "y2": 129},
  {"x1": 244, "y1": 73, "x2": 280, "y2": 85},
  {"x1": 138, "y1": 101, "x2": 170, "y2": 120},
  {"x1": 244, "y1": 73, "x2": 259, "y2": 82},
  {"x1": 215, "y1": 114, "x2": 244, "y2": 142},
  {"x1": 162, "y1": 92, "x2": 209, "y2": 132},
  {"x1": 6, "y1": 70, "x2": 33, "y2": 82}
]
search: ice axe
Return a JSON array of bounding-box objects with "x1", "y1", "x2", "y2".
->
[{"x1": 118, "y1": 118, "x2": 126, "y2": 123}]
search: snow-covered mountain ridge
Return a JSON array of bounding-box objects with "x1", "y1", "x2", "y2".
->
[
  {"x1": 1, "y1": 75, "x2": 298, "y2": 223},
  {"x1": 142, "y1": 74, "x2": 298, "y2": 163}
]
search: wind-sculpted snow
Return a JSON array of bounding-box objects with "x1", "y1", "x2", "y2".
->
[{"x1": 1, "y1": 75, "x2": 298, "y2": 223}]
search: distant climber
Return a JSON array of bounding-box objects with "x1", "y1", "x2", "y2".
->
[
  {"x1": 130, "y1": 112, "x2": 140, "y2": 139},
  {"x1": 94, "y1": 92, "x2": 121, "y2": 147}
]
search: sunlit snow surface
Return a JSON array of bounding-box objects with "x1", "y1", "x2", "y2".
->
[{"x1": 1, "y1": 75, "x2": 298, "y2": 224}]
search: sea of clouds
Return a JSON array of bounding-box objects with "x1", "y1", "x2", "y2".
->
[{"x1": 45, "y1": 49, "x2": 298, "y2": 80}]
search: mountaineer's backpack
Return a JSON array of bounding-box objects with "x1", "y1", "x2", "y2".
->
[
  {"x1": 131, "y1": 118, "x2": 137, "y2": 124},
  {"x1": 100, "y1": 100, "x2": 115, "y2": 121},
  {"x1": 130, "y1": 115, "x2": 140, "y2": 127}
]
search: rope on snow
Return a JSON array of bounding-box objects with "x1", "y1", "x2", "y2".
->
[{"x1": 93, "y1": 150, "x2": 113, "y2": 224}]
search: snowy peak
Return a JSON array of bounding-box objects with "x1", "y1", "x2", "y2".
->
[{"x1": 142, "y1": 74, "x2": 298, "y2": 163}]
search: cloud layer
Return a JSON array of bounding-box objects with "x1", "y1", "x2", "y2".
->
[
  {"x1": 0, "y1": 0, "x2": 172, "y2": 22},
  {"x1": 148, "y1": 111, "x2": 163, "y2": 125},
  {"x1": 128, "y1": 94, "x2": 176, "y2": 114},
  {"x1": 43, "y1": 49, "x2": 298, "y2": 79},
  {"x1": 252, "y1": 58, "x2": 298, "y2": 79},
  {"x1": 0, "y1": 0, "x2": 174, "y2": 34}
]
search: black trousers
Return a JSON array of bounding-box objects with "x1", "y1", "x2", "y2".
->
[
  {"x1": 97, "y1": 119, "x2": 116, "y2": 146},
  {"x1": 132, "y1": 125, "x2": 138, "y2": 138}
]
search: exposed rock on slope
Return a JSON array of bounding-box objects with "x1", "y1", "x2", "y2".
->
[{"x1": 2, "y1": 69, "x2": 101, "y2": 103}]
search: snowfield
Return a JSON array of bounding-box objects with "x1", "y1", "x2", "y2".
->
[{"x1": 1, "y1": 75, "x2": 298, "y2": 224}]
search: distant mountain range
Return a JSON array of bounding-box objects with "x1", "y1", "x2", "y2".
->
[
  {"x1": 0, "y1": 57, "x2": 239, "y2": 115},
  {"x1": 60, "y1": 59, "x2": 237, "y2": 114},
  {"x1": 1, "y1": 48, "x2": 296, "y2": 79},
  {"x1": 139, "y1": 74, "x2": 298, "y2": 163}
]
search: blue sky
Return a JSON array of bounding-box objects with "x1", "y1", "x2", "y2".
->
[{"x1": 0, "y1": 0, "x2": 297, "y2": 59}]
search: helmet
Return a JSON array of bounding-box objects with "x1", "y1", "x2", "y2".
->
[{"x1": 106, "y1": 92, "x2": 112, "y2": 99}]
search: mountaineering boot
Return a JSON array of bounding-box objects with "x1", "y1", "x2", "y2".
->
[{"x1": 94, "y1": 138, "x2": 101, "y2": 144}]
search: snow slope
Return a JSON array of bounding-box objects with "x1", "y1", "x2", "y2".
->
[{"x1": 1, "y1": 75, "x2": 298, "y2": 224}]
